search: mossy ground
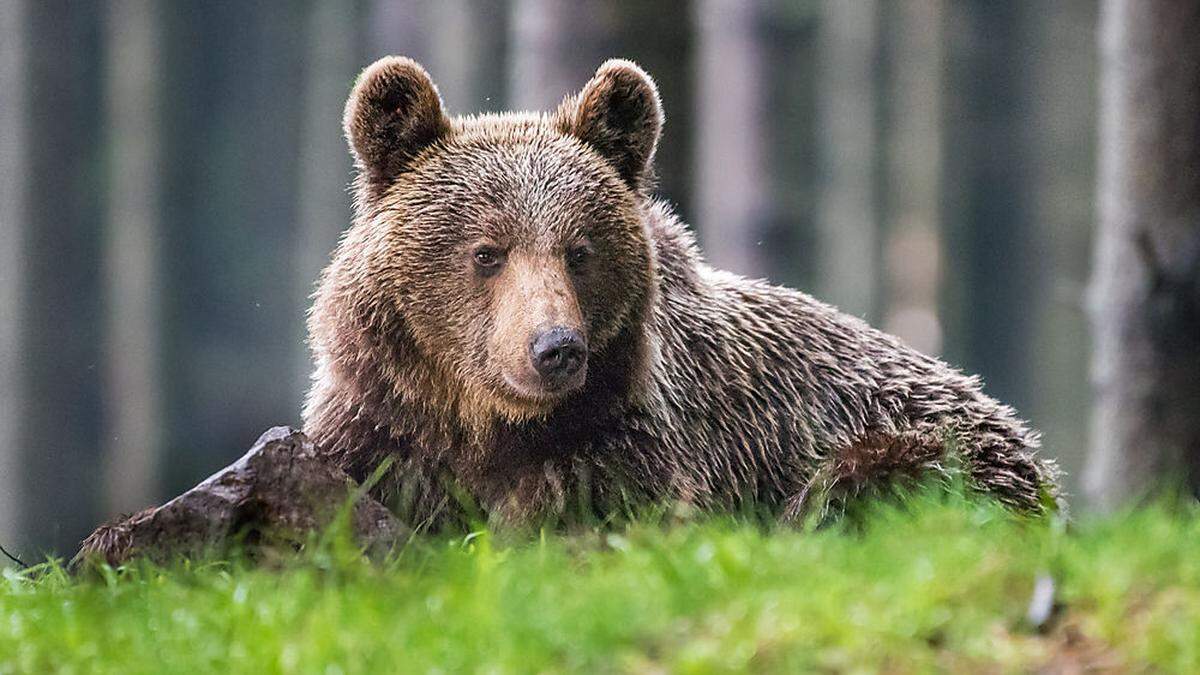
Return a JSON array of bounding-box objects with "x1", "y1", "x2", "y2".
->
[{"x1": 2, "y1": 492, "x2": 1199, "y2": 673}]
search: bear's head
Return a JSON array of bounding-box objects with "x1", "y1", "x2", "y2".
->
[{"x1": 317, "y1": 57, "x2": 663, "y2": 428}]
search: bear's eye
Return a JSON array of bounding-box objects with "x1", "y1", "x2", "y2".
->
[
  {"x1": 566, "y1": 244, "x2": 592, "y2": 269},
  {"x1": 472, "y1": 246, "x2": 503, "y2": 273}
]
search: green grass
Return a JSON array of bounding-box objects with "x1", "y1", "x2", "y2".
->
[{"x1": 3, "y1": 493, "x2": 1200, "y2": 674}]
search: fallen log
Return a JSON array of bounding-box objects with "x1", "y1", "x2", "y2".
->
[{"x1": 74, "y1": 426, "x2": 406, "y2": 568}]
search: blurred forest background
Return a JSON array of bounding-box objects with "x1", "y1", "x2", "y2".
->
[{"x1": 0, "y1": 0, "x2": 1105, "y2": 555}]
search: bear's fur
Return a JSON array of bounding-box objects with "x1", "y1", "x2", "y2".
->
[{"x1": 304, "y1": 56, "x2": 1059, "y2": 529}]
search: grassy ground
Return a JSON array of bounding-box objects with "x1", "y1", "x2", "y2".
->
[{"x1": 2, "y1": 493, "x2": 1199, "y2": 674}]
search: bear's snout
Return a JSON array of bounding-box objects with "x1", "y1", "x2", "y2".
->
[{"x1": 529, "y1": 326, "x2": 587, "y2": 388}]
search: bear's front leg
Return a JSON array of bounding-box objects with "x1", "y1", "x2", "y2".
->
[{"x1": 782, "y1": 423, "x2": 1059, "y2": 523}]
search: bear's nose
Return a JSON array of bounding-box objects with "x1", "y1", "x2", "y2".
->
[{"x1": 529, "y1": 327, "x2": 587, "y2": 385}]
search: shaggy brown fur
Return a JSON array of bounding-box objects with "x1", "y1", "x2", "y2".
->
[{"x1": 304, "y1": 56, "x2": 1059, "y2": 529}]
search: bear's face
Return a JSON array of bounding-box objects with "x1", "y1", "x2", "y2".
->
[
  {"x1": 337, "y1": 57, "x2": 663, "y2": 423},
  {"x1": 379, "y1": 134, "x2": 653, "y2": 420}
]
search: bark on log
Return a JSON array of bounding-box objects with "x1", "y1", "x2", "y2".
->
[{"x1": 74, "y1": 427, "x2": 406, "y2": 568}]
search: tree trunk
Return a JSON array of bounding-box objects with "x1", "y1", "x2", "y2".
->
[
  {"x1": 755, "y1": 3, "x2": 820, "y2": 291},
  {"x1": 294, "y1": 0, "x2": 359, "y2": 402},
  {"x1": 1022, "y1": 1, "x2": 1098, "y2": 499},
  {"x1": 366, "y1": 0, "x2": 428, "y2": 62},
  {"x1": 815, "y1": 0, "x2": 880, "y2": 320},
  {"x1": 23, "y1": 0, "x2": 107, "y2": 554},
  {"x1": 101, "y1": 0, "x2": 164, "y2": 518},
  {"x1": 940, "y1": 2, "x2": 1039, "y2": 413},
  {"x1": 1086, "y1": 0, "x2": 1200, "y2": 509},
  {"x1": 879, "y1": 0, "x2": 943, "y2": 355},
  {"x1": 692, "y1": 0, "x2": 770, "y2": 278},
  {"x1": 155, "y1": 2, "x2": 307, "y2": 503},
  {"x1": 426, "y1": 1, "x2": 509, "y2": 114},
  {"x1": 0, "y1": 0, "x2": 28, "y2": 553},
  {"x1": 507, "y1": 0, "x2": 614, "y2": 112},
  {"x1": 368, "y1": 0, "x2": 509, "y2": 114}
]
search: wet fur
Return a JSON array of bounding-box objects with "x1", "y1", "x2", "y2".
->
[{"x1": 304, "y1": 57, "x2": 1059, "y2": 529}]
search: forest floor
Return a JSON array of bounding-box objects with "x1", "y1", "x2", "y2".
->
[{"x1": 2, "y1": 492, "x2": 1198, "y2": 674}]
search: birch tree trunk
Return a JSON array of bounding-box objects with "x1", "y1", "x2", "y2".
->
[
  {"x1": 1086, "y1": 0, "x2": 1200, "y2": 509},
  {"x1": 510, "y1": 0, "x2": 693, "y2": 215},
  {"x1": 1023, "y1": 1, "x2": 1098, "y2": 498},
  {"x1": 508, "y1": 0, "x2": 613, "y2": 111},
  {"x1": 692, "y1": 0, "x2": 770, "y2": 278},
  {"x1": 101, "y1": 0, "x2": 164, "y2": 518},
  {"x1": 367, "y1": 0, "x2": 428, "y2": 61},
  {"x1": 815, "y1": 0, "x2": 879, "y2": 319},
  {"x1": 368, "y1": 0, "x2": 508, "y2": 114},
  {"x1": 0, "y1": 0, "x2": 28, "y2": 552},
  {"x1": 427, "y1": 1, "x2": 508, "y2": 114},
  {"x1": 880, "y1": 0, "x2": 943, "y2": 355}
]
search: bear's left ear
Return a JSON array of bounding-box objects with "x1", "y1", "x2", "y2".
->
[
  {"x1": 344, "y1": 56, "x2": 452, "y2": 188},
  {"x1": 557, "y1": 59, "x2": 663, "y2": 192}
]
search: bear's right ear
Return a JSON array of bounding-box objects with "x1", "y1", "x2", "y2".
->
[
  {"x1": 343, "y1": 57, "x2": 451, "y2": 186},
  {"x1": 556, "y1": 59, "x2": 663, "y2": 193}
]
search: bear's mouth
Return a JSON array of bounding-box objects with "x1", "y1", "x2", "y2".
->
[{"x1": 500, "y1": 368, "x2": 587, "y2": 406}]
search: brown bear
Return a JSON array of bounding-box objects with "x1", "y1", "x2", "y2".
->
[{"x1": 303, "y1": 56, "x2": 1059, "y2": 529}]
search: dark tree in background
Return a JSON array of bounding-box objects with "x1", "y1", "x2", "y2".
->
[
  {"x1": 158, "y1": 1, "x2": 307, "y2": 500},
  {"x1": 0, "y1": 0, "x2": 28, "y2": 548},
  {"x1": 21, "y1": 0, "x2": 107, "y2": 553},
  {"x1": 940, "y1": 1, "x2": 1040, "y2": 423},
  {"x1": 294, "y1": 0, "x2": 359, "y2": 399},
  {"x1": 1086, "y1": 0, "x2": 1200, "y2": 509}
]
